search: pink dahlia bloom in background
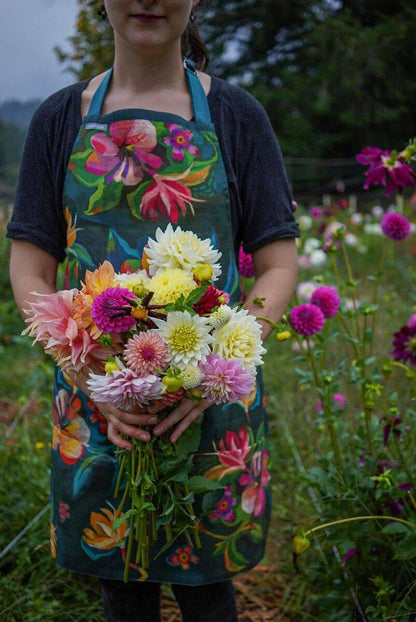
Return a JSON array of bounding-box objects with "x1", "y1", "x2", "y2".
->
[
  {"x1": 356, "y1": 146, "x2": 416, "y2": 196},
  {"x1": 309, "y1": 206, "x2": 324, "y2": 219},
  {"x1": 124, "y1": 331, "x2": 169, "y2": 376},
  {"x1": 200, "y1": 354, "x2": 255, "y2": 405},
  {"x1": 391, "y1": 323, "x2": 416, "y2": 366},
  {"x1": 91, "y1": 287, "x2": 137, "y2": 334},
  {"x1": 217, "y1": 428, "x2": 252, "y2": 473},
  {"x1": 23, "y1": 290, "x2": 107, "y2": 371},
  {"x1": 238, "y1": 247, "x2": 255, "y2": 278},
  {"x1": 87, "y1": 364, "x2": 163, "y2": 410},
  {"x1": 311, "y1": 286, "x2": 341, "y2": 318},
  {"x1": 193, "y1": 285, "x2": 223, "y2": 316},
  {"x1": 85, "y1": 120, "x2": 162, "y2": 185},
  {"x1": 239, "y1": 450, "x2": 271, "y2": 518},
  {"x1": 163, "y1": 123, "x2": 199, "y2": 161},
  {"x1": 317, "y1": 393, "x2": 346, "y2": 413},
  {"x1": 381, "y1": 212, "x2": 411, "y2": 241},
  {"x1": 290, "y1": 304, "x2": 325, "y2": 336}
]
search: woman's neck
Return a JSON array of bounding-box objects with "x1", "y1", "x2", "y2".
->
[{"x1": 111, "y1": 39, "x2": 186, "y2": 96}]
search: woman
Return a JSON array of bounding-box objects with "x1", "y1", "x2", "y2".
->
[{"x1": 7, "y1": 1, "x2": 299, "y2": 620}]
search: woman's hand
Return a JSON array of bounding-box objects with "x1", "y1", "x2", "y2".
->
[
  {"x1": 152, "y1": 397, "x2": 211, "y2": 443},
  {"x1": 65, "y1": 369, "x2": 157, "y2": 451}
]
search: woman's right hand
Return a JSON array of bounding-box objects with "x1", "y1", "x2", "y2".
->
[{"x1": 65, "y1": 369, "x2": 157, "y2": 450}]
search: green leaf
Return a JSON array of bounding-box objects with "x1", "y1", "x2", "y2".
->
[
  {"x1": 176, "y1": 423, "x2": 202, "y2": 459},
  {"x1": 85, "y1": 182, "x2": 123, "y2": 215},
  {"x1": 70, "y1": 243, "x2": 95, "y2": 267},
  {"x1": 126, "y1": 180, "x2": 152, "y2": 219},
  {"x1": 382, "y1": 522, "x2": 412, "y2": 535},
  {"x1": 187, "y1": 476, "x2": 224, "y2": 494},
  {"x1": 393, "y1": 533, "x2": 416, "y2": 560},
  {"x1": 113, "y1": 508, "x2": 136, "y2": 529},
  {"x1": 185, "y1": 287, "x2": 207, "y2": 306}
]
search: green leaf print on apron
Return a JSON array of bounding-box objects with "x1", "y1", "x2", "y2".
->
[{"x1": 52, "y1": 59, "x2": 271, "y2": 584}]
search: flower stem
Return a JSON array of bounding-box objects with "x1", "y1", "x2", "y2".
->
[
  {"x1": 305, "y1": 514, "x2": 416, "y2": 538},
  {"x1": 340, "y1": 239, "x2": 360, "y2": 339},
  {"x1": 123, "y1": 513, "x2": 135, "y2": 583},
  {"x1": 114, "y1": 452, "x2": 127, "y2": 498},
  {"x1": 392, "y1": 431, "x2": 414, "y2": 489},
  {"x1": 369, "y1": 243, "x2": 388, "y2": 357}
]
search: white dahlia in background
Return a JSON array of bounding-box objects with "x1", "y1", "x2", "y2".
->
[
  {"x1": 154, "y1": 311, "x2": 213, "y2": 367},
  {"x1": 114, "y1": 270, "x2": 150, "y2": 291},
  {"x1": 146, "y1": 224, "x2": 222, "y2": 281},
  {"x1": 212, "y1": 309, "x2": 266, "y2": 370}
]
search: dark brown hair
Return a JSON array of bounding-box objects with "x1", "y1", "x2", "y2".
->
[{"x1": 181, "y1": 5, "x2": 209, "y2": 71}]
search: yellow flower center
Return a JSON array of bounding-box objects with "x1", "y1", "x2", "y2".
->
[{"x1": 170, "y1": 326, "x2": 198, "y2": 352}]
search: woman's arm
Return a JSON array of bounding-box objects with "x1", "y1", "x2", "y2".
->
[
  {"x1": 245, "y1": 238, "x2": 298, "y2": 340},
  {"x1": 9, "y1": 240, "x2": 156, "y2": 450}
]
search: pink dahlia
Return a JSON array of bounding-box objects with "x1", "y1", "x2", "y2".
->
[
  {"x1": 200, "y1": 354, "x2": 255, "y2": 405},
  {"x1": 290, "y1": 304, "x2": 325, "y2": 336},
  {"x1": 310, "y1": 286, "x2": 341, "y2": 318},
  {"x1": 124, "y1": 331, "x2": 169, "y2": 376},
  {"x1": 309, "y1": 207, "x2": 324, "y2": 219},
  {"x1": 193, "y1": 285, "x2": 223, "y2": 316},
  {"x1": 238, "y1": 247, "x2": 255, "y2": 278},
  {"x1": 23, "y1": 289, "x2": 107, "y2": 371},
  {"x1": 381, "y1": 212, "x2": 411, "y2": 241},
  {"x1": 391, "y1": 323, "x2": 416, "y2": 366},
  {"x1": 356, "y1": 147, "x2": 416, "y2": 196},
  {"x1": 91, "y1": 287, "x2": 136, "y2": 333},
  {"x1": 87, "y1": 365, "x2": 163, "y2": 410}
]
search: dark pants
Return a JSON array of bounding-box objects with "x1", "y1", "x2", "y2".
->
[{"x1": 100, "y1": 578, "x2": 238, "y2": 622}]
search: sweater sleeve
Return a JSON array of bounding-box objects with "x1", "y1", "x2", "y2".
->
[
  {"x1": 6, "y1": 97, "x2": 68, "y2": 262},
  {"x1": 235, "y1": 94, "x2": 299, "y2": 253}
]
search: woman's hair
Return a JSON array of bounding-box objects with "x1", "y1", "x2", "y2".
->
[{"x1": 181, "y1": 5, "x2": 209, "y2": 71}]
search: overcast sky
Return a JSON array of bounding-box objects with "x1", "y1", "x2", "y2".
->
[{"x1": 0, "y1": 0, "x2": 79, "y2": 102}]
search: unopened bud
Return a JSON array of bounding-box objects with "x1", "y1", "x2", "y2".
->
[
  {"x1": 276, "y1": 330, "x2": 291, "y2": 342},
  {"x1": 133, "y1": 284, "x2": 147, "y2": 298},
  {"x1": 293, "y1": 535, "x2": 311, "y2": 555},
  {"x1": 105, "y1": 359, "x2": 119, "y2": 374},
  {"x1": 162, "y1": 375, "x2": 184, "y2": 392}
]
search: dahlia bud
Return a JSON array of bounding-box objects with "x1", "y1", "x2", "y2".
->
[
  {"x1": 133, "y1": 284, "x2": 147, "y2": 298},
  {"x1": 276, "y1": 330, "x2": 291, "y2": 342},
  {"x1": 162, "y1": 374, "x2": 184, "y2": 392},
  {"x1": 293, "y1": 535, "x2": 311, "y2": 555},
  {"x1": 104, "y1": 359, "x2": 119, "y2": 374}
]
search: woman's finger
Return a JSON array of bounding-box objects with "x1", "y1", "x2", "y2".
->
[
  {"x1": 169, "y1": 407, "x2": 206, "y2": 443},
  {"x1": 108, "y1": 414, "x2": 151, "y2": 442},
  {"x1": 107, "y1": 422, "x2": 133, "y2": 450},
  {"x1": 113, "y1": 410, "x2": 158, "y2": 426},
  {"x1": 152, "y1": 399, "x2": 193, "y2": 436}
]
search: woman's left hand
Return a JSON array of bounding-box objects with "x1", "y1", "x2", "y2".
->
[{"x1": 152, "y1": 398, "x2": 211, "y2": 443}]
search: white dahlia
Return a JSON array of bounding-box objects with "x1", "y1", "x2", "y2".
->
[
  {"x1": 114, "y1": 270, "x2": 150, "y2": 291},
  {"x1": 154, "y1": 311, "x2": 213, "y2": 367},
  {"x1": 180, "y1": 364, "x2": 203, "y2": 389},
  {"x1": 212, "y1": 308, "x2": 266, "y2": 370},
  {"x1": 146, "y1": 224, "x2": 222, "y2": 281}
]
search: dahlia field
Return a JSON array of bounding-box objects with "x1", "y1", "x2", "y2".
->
[{"x1": 1, "y1": 138, "x2": 416, "y2": 620}]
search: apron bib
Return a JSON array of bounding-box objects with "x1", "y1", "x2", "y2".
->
[{"x1": 51, "y1": 60, "x2": 271, "y2": 584}]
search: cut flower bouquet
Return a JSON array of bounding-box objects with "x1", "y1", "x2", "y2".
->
[{"x1": 23, "y1": 224, "x2": 266, "y2": 579}]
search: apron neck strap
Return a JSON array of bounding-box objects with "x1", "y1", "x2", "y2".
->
[{"x1": 86, "y1": 58, "x2": 212, "y2": 123}]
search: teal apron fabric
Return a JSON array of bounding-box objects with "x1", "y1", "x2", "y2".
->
[{"x1": 51, "y1": 60, "x2": 271, "y2": 584}]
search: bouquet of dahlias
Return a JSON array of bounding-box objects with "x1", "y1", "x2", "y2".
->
[{"x1": 23, "y1": 224, "x2": 266, "y2": 579}]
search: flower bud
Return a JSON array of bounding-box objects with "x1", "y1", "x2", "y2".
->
[
  {"x1": 133, "y1": 284, "x2": 147, "y2": 298},
  {"x1": 105, "y1": 359, "x2": 119, "y2": 374},
  {"x1": 192, "y1": 264, "x2": 213, "y2": 282},
  {"x1": 276, "y1": 330, "x2": 291, "y2": 342},
  {"x1": 162, "y1": 374, "x2": 184, "y2": 392},
  {"x1": 293, "y1": 535, "x2": 311, "y2": 555},
  {"x1": 131, "y1": 306, "x2": 148, "y2": 320}
]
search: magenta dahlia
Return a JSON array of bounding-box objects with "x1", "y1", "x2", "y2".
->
[
  {"x1": 238, "y1": 247, "x2": 255, "y2": 278},
  {"x1": 391, "y1": 323, "x2": 416, "y2": 366},
  {"x1": 381, "y1": 212, "x2": 411, "y2": 241},
  {"x1": 290, "y1": 304, "x2": 325, "y2": 336},
  {"x1": 200, "y1": 354, "x2": 255, "y2": 405},
  {"x1": 310, "y1": 286, "x2": 341, "y2": 318},
  {"x1": 124, "y1": 331, "x2": 169, "y2": 376},
  {"x1": 91, "y1": 287, "x2": 136, "y2": 333},
  {"x1": 356, "y1": 147, "x2": 416, "y2": 196},
  {"x1": 193, "y1": 285, "x2": 223, "y2": 316}
]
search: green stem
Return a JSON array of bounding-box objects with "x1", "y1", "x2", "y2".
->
[
  {"x1": 369, "y1": 243, "x2": 388, "y2": 357},
  {"x1": 392, "y1": 431, "x2": 414, "y2": 489},
  {"x1": 305, "y1": 514, "x2": 416, "y2": 538},
  {"x1": 123, "y1": 514, "x2": 135, "y2": 583},
  {"x1": 114, "y1": 453, "x2": 127, "y2": 498},
  {"x1": 340, "y1": 239, "x2": 360, "y2": 339},
  {"x1": 330, "y1": 253, "x2": 344, "y2": 297},
  {"x1": 337, "y1": 312, "x2": 360, "y2": 358}
]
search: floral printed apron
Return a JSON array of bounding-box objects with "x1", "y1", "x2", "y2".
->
[{"x1": 51, "y1": 59, "x2": 271, "y2": 584}]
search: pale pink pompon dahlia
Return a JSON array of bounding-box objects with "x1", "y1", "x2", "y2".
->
[
  {"x1": 290, "y1": 303, "x2": 325, "y2": 336},
  {"x1": 87, "y1": 363, "x2": 163, "y2": 410},
  {"x1": 23, "y1": 289, "x2": 106, "y2": 371},
  {"x1": 124, "y1": 331, "x2": 169, "y2": 376},
  {"x1": 200, "y1": 353, "x2": 255, "y2": 405}
]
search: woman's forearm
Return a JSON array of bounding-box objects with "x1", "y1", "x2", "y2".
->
[{"x1": 245, "y1": 265, "x2": 297, "y2": 341}]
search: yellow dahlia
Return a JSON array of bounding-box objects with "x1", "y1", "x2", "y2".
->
[
  {"x1": 149, "y1": 268, "x2": 196, "y2": 306},
  {"x1": 212, "y1": 309, "x2": 266, "y2": 370}
]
